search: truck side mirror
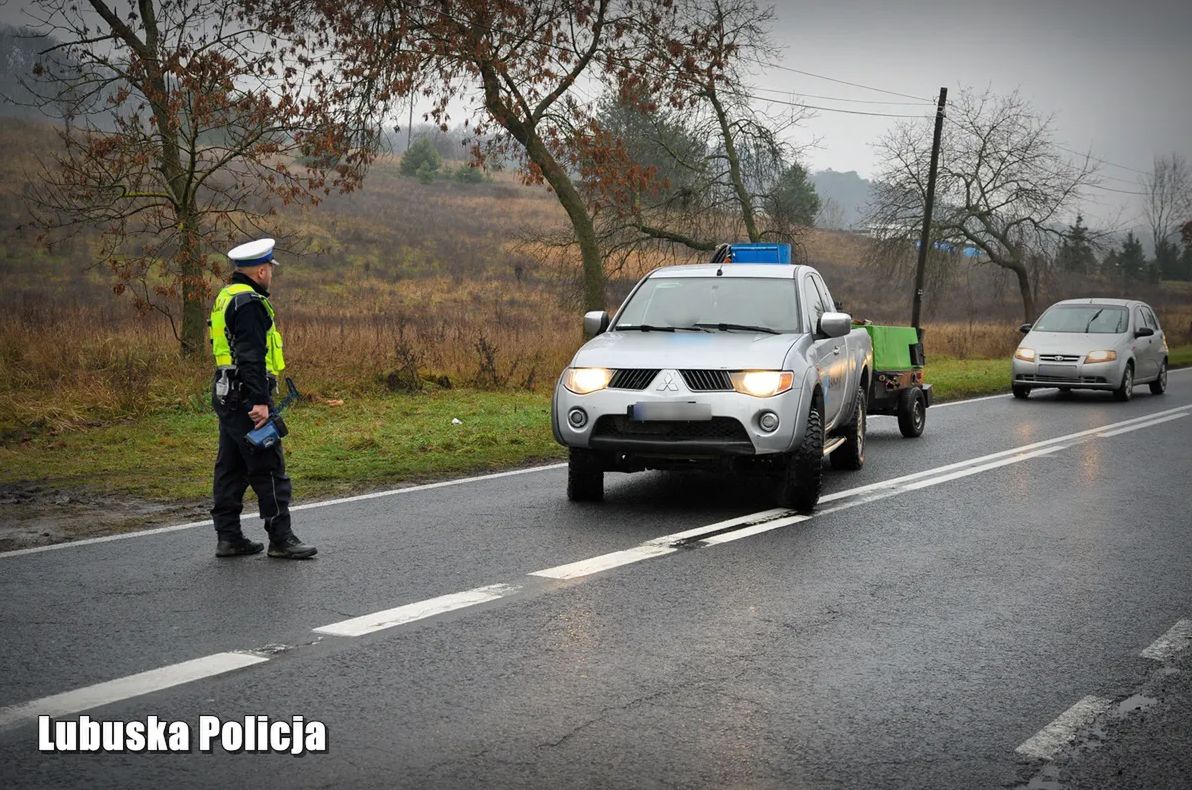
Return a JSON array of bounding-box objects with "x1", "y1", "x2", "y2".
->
[
  {"x1": 583, "y1": 310, "x2": 609, "y2": 338},
  {"x1": 819, "y1": 312, "x2": 852, "y2": 339},
  {"x1": 1019, "y1": 323, "x2": 1032, "y2": 334}
]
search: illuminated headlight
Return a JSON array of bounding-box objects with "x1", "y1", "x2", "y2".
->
[
  {"x1": 730, "y1": 370, "x2": 795, "y2": 398},
  {"x1": 1014, "y1": 347, "x2": 1036, "y2": 362},
  {"x1": 1084, "y1": 350, "x2": 1117, "y2": 364},
  {"x1": 563, "y1": 367, "x2": 612, "y2": 395}
]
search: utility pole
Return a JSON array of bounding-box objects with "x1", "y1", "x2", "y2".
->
[
  {"x1": 912, "y1": 87, "x2": 948, "y2": 332},
  {"x1": 407, "y1": 93, "x2": 414, "y2": 152}
]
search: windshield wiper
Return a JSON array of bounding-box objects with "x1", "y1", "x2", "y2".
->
[
  {"x1": 616, "y1": 324, "x2": 703, "y2": 332},
  {"x1": 695, "y1": 322, "x2": 781, "y2": 335},
  {"x1": 1083, "y1": 309, "x2": 1104, "y2": 333}
]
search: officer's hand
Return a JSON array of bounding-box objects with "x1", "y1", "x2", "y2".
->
[{"x1": 248, "y1": 404, "x2": 271, "y2": 428}]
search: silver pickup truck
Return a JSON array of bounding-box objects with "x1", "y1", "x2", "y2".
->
[{"x1": 552, "y1": 262, "x2": 873, "y2": 511}]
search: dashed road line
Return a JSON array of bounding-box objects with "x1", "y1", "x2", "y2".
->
[
  {"x1": 3, "y1": 404, "x2": 1189, "y2": 729},
  {"x1": 0, "y1": 653, "x2": 268, "y2": 731},
  {"x1": 1015, "y1": 695, "x2": 1114, "y2": 760},
  {"x1": 314, "y1": 583, "x2": 523, "y2": 637},
  {"x1": 1141, "y1": 619, "x2": 1192, "y2": 662}
]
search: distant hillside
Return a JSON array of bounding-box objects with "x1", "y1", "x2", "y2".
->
[{"x1": 810, "y1": 169, "x2": 874, "y2": 230}]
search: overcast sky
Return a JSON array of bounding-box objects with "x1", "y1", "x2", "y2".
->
[
  {"x1": 758, "y1": 0, "x2": 1192, "y2": 225},
  {"x1": 4, "y1": 0, "x2": 1188, "y2": 226}
]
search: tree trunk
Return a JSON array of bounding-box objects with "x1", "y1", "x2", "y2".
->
[
  {"x1": 178, "y1": 207, "x2": 206, "y2": 356},
  {"x1": 708, "y1": 88, "x2": 759, "y2": 242},
  {"x1": 1014, "y1": 264, "x2": 1036, "y2": 323},
  {"x1": 523, "y1": 133, "x2": 605, "y2": 310}
]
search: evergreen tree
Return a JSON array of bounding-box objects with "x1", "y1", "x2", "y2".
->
[
  {"x1": 1056, "y1": 214, "x2": 1097, "y2": 275},
  {"x1": 766, "y1": 163, "x2": 821, "y2": 227},
  {"x1": 1117, "y1": 232, "x2": 1148, "y2": 283},
  {"x1": 400, "y1": 137, "x2": 442, "y2": 179}
]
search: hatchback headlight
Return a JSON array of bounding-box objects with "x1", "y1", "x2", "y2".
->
[
  {"x1": 1084, "y1": 350, "x2": 1117, "y2": 364},
  {"x1": 563, "y1": 367, "x2": 612, "y2": 394},
  {"x1": 1014, "y1": 347, "x2": 1036, "y2": 362},
  {"x1": 730, "y1": 370, "x2": 794, "y2": 397}
]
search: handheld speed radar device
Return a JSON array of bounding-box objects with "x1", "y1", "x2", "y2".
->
[{"x1": 246, "y1": 377, "x2": 300, "y2": 451}]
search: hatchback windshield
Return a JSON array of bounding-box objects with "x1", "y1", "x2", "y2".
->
[
  {"x1": 1033, "y1": 305, "x2": 1128, "y2": 334},
  {"x1": 615, "y1": 277, "x2": 800, "y2": 333}
]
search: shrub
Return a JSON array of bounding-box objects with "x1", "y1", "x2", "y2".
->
[
  {"x1": 416, "y1": 161, "x2": 437, "y2": 184},
  {"x1": 400, "y1": 137, "x2": 442, "y2": 178},
  {"x1": 453, "y1": 165, "x2": 486, "y2": 184}
]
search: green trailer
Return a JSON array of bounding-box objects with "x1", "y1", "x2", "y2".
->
[{"x1": 858, "y1": 323, "x2": 932, "y2": 437}]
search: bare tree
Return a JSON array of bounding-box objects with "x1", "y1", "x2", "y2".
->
[
  {"x1": 24, "y1": 0, "x2": 375, "y2": 355},
  {"x1": 263, "y1": 0, "x2": 680, "y2": 312},
  {"x1": 866, "y1": 88, "x2": 1098, "y2": 322},
  {"x1": 1143, "y1": 153, "x2": 1192, "y2": 277}
]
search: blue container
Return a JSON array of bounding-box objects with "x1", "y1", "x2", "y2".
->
[{"x1": 729, "y1": 243, "x2": 791, "y2": 264}]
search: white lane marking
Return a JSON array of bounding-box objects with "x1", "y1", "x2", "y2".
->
[
  {"x1": 643, "y1": 509, "x2": 792, "y2": 546},
  {"x1": 699, "y1": 514, "x2": 811, "y2": 545},
  {"x1": 1097, "y1": 412, "x2": 1188, "y2": 438},
  {"x1": 900, "y1": 446, "x2": 1064, "y2": 491},
  {"x1": 822, "y1": 404, "x2": 1192, "y2": 505},
  {"x1": 0, "y1": 463, "x2": 567, "y2": 558},
  {"x1": 1141, "y1": 619, "x2": 1192, "y2": 662},
  {"x1": 930, "y1": 392, "x2": 1009, "y2": 408},
  {"x1": 1016, "y1": 695, "x2": 1114, "y2": 760},
  {"x1": 0, "y1": 653, "x2": 268, "y2": 730},
  {"x1": 313, "y1": 583, "x2": 521, "y2": 637},
  {"x1": 530, "y1": 546, "x2": 678, "y2": 580}
]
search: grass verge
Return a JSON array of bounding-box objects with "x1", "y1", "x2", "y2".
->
[{"x1": 2, "y1": 345, "x2": 1189, "y2": 505}]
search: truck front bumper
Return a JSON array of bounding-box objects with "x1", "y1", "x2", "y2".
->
[{"x1": 552, "y1": 373, "x2": 807, "y2": 458}]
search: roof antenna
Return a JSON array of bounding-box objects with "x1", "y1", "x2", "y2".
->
[{"x1": 710, "y1": 242, "x2": 730, "y2": 276}]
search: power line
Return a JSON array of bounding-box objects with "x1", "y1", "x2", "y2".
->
[
  {"x1": 748, "y1": 85, "x2": 929, "y2": 106},
  {"x1": 746, "y1": 91, "x2": 933, "y2": 119},
  {"x1": 1054, "y1": 144, "x2": 1149, "y2": 176},
  {"x1": 758, "y1": 60, "x2": 935, "y2": 103}
]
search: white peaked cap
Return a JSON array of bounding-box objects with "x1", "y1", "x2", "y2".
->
[{"x1": 227, "y1": 237, "x2": 278, "y2": 266}]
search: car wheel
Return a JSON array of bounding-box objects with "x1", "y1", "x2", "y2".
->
[
  {"x1": 1149, "y1": 359, "x2": 1167, "y2": 395},
  {"x1": 830, "y1": 385, "x2": 866, "y2": 470},
  {"x1": 567, "y1": 448, "x2": 604, "y2": 502},
  {"x1": 1113, "y1": 363, "x2": 1134, "y2": 402},
  {"x1": 777, "y1": 397, "x2": 823, "y2": 512},
  {"x1": 1012, "y1": 384, "x2": 1031, "y2": 400},
  {"x1": 897, "y1": 387, "x2": 926, "y2": 438}
]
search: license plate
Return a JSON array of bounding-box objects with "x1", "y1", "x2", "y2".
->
[
  {"x1": 1038, "y1": 364, "x2": 1077, "y2": 378},
  {"x1": 629, "y1": 402, "x2": 713, "y2": 422}
]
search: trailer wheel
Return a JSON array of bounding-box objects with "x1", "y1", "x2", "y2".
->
[
  {"x1": 897, "y1": 386, "x2": 926, "y2": 438},
  {"x1": 830, "y1": 385, "x2": 866, "y2": 470},
  {"x1": 567, "y1": 448, "x2": 604, "y2": 502},
  {"x1": 777, "y1": 398, "x2": 823, "y2": 512}
]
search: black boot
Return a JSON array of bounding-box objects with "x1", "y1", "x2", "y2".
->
[
  {"x1": 216, "y1": 536, "x2": 265, "y2": 557},
  {"x1": 268, "y1": 534, "x2": 318, "y2": 559}
]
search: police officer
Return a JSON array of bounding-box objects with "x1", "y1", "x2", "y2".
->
[{"x1": 209, "y1": 238, "x2": 317, "y2": 559}]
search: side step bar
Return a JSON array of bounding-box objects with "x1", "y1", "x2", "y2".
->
[{"x1": 822, "y1": 437, "x2": 846, "y2": 457}]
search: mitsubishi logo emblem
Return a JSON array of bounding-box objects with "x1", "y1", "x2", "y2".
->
[{"x1": 657, "y1": 372, "x2": 680, "y2": 391}]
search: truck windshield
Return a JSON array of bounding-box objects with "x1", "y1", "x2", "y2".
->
[
  {"x1": 615, "y1": 277, "x2": 800, "y2": 334},
  {"x1": 1033, "y1": 305, "x2": 1128, "y2": 334}
]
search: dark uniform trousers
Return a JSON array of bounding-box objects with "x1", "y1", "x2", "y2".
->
[{"x1": 211, "y1": 403, "x2": 293, "y2": 541}]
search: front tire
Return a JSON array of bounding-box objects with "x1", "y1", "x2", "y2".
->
[
  {"x1": 777, "y1": 398, "x2": 824, "y2": 512},
  {"x1": 1113, "y1": 363, "x2": 1134, "y2": 402},
  {"x1": 567, "y1": 448, "x2": 604, "y2": 502},
  {"x1": 1012, "y1": 384, "x2": 1031, "y2": 400},
  {"x1": 897, "y1": 387, "x2": 926, "y2": 438},
  {"x1": 830, "y1": 385, "x2": 866, "y2": 470},
  {"x1": 1149, "y1": 359, "x2": 1167, "y2": 395}
]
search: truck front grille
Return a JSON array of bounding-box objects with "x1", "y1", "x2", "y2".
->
[
  {"x1": 592, "y1": 416, "x2": 750, "y2": 442},
  {"x1": 680, "y1": 370, "x2": 733, "y2": 391},
  {"x1": 608, "y1": 369, "x2": 659, "y2": 390}
]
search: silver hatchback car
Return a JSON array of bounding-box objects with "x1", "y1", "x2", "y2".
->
[{"x1": 1012, "y1": 298, "x2": 1169, "y2": 401}]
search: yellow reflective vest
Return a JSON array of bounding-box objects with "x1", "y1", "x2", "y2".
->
[{"x1": 208, "y1": 283, "x2": 285, "y2": 376}]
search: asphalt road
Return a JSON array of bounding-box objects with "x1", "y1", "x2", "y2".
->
[{"x1": 2, "y1": 374, "x2": 1191, "y2": 789}]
